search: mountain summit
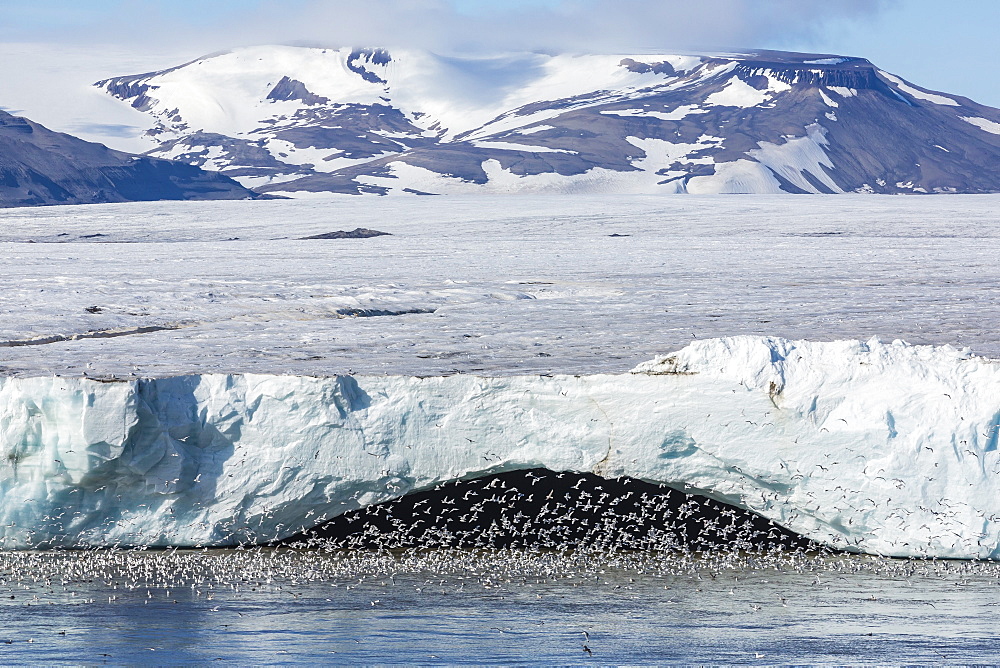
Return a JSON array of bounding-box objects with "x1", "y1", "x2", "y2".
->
[{"x1": 96, "y1": 46, "x2": 1000, "y2": 196}]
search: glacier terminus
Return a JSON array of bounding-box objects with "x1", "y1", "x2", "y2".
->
[
  {"x1": 0, "y1": 336, "x2": 998, "y2": 558},
  {"x1": 3, "y1": 195, "x2": 1000, "y2": 558}
]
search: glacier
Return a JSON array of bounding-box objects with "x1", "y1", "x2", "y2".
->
[{"x1": 2, "y1": 335, "x2": 999, "y2": 559}]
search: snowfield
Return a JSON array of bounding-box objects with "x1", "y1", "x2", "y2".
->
[
  {"x1": 4, "y1": 194, "x2": 1000, "y2": 555},
  {"x1": 5, "y1": 194, "x2": 1000, "y2": 378}
]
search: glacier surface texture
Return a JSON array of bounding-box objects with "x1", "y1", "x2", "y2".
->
[
  {"x1": 6, "y1": 196, "x2": 1000, "y2": 379},
  {"x1": 1, "y1": 336, "x2": 999, "y2": 559}
]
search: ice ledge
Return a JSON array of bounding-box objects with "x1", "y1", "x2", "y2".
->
[{"x1": 0, "y1": 335, "x2": 998, "y2": 558}]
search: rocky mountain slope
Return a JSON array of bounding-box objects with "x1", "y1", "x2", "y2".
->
[
  {"x1": 96, "y1": 46, "x2": 1000, "y2": 196},
  {"x1": 0, "y1": 109, "x2": 255, "y2": 207}
]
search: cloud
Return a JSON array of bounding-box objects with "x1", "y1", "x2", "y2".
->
[
  {"x1": 214, "y1": 0, "x2": 897, "y2": 55},
  {"x1": 2, "y1": 0, "x2": 896, "y2": 56},
  {"x1": 68, "y1": 122, "x2": 144, "y2": 138}
]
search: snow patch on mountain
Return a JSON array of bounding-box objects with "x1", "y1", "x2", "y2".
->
[
  {"x1": 470, "y1": 140, "x2": 576, "y2": 154},
  {"x1": 828, "y1": 86, "x2": 857, "y2": 98},
  {"x1": 963, "y1": 117, "x2": 1000, "y2": 135},
  {"x1": 685, "y1": 160, "x2": 784, "y2": 194},
  {"x1": 819, "y1": 90, "x2": 839, "y2": 107},
  {"x1": 601, "y1": 105, "x2": 709, "y2": 121},
  {"x1": 804, "y1": 58, "x2": 849, "y2": 65},
  {"x1": 881, "y1": 71, "x2": 960, "y2": 106},
  {"x1": 704, "y1": 76, "x2": 770, "y2": 107},
  {"x1": 325, "y1": 133, "x2": 732, "y2": 196},
  {"x1": 514, "y1": 124, "x2": 555, "y2": 135},
  {"x1": 748, "y1": 124, "x2": 843, "y2": 194},
  {"x1": 345, "y1": 159, "x2": 656, "y2": 196}
]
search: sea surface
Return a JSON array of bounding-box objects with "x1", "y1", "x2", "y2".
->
[{"x1": 0, "y1": 548, "x2": 997, "y2": 665}]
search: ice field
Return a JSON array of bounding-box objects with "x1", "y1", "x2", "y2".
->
[
  {"x1": 4, "y1": 194, "x2": 1000, "y2": 558},
  {"x1": 3, "y1": 194, "x2": 1000, "y2": 378}
]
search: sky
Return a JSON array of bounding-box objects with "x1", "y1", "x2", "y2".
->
[{"x1": 0, "y1": 0, "x2": 997, "y2": 105}]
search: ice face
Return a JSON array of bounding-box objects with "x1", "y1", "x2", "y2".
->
[{"x1": 0, "y1": 335, "x2": 998, "y2": 558}]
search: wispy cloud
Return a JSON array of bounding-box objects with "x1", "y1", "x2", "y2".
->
[{"x1": 1, "y1": 0, "x2": 895, "y2": 55}]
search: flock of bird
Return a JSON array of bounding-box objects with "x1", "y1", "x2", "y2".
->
[
  {"x1": 288, "y1": 469, "x2": 814, "y2": 553},
  {"x1": 0, "y1": 469, "x2": 995, "y2": 606},
  {"x1": 0, "y1": 469, "x2": 997, "y2": 661}
]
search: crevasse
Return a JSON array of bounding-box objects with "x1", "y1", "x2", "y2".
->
[{"x1": 1, "y1": 335, "x2": 998, "y2": 558}]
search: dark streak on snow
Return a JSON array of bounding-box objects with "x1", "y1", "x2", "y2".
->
[
  {"x1": 0, "y1": 325, "x2": 183, "y2": 348},
  {"x1": 335, "y1": 308, "x2": 436, "y2": 318},
  {"x1": 298, "y1": 228, "x2": 392, "y2": 240}
]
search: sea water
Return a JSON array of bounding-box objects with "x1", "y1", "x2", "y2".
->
[{"x1": 0, "y1": 549, "x2": 996, "y2": 664}]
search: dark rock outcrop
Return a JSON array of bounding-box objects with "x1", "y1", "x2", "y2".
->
[{"x1": 298, "y1": 228, "x2": 391, "y2": 239}]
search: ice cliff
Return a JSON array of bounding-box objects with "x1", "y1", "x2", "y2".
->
[{"x1": 1, "y1": 335, "x2": 998, "y2": 558}]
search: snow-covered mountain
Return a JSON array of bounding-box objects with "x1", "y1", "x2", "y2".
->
[
  {"x1": 95, "y1": 45, "x2": 1000, "y2": 196},
  {"x1": 0, "y1": 108, "x2": 255, "y2": 207}
]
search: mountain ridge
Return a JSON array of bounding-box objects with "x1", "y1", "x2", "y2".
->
[{"x1": 93, "y1": 46, "x2": 1000, "y2": 196}]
